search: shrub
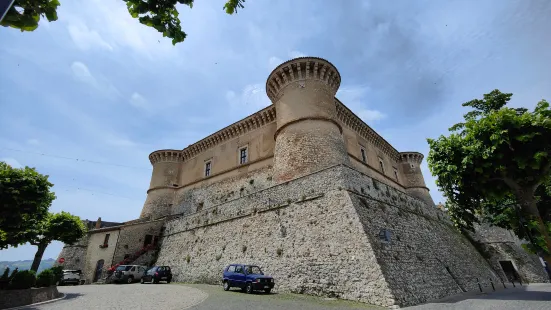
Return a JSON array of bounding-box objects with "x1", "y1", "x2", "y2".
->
[
  {"x1": 9, "y1": 270, "x2": 36, "y2": 290},
  {"x1": 50, "y1": 266, "x2": 63, "y2": 284},
  {"x1": 1, "y1": 267, "x2": 9, "y2": 281},
  {"x1": 36, "y1": 269, "x2": 55, "y2": 287}
]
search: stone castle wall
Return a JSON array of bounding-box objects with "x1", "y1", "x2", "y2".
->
[
  {"x1": 155, "y1": 164, "x2": 503, "y2": 307},
  {"x1": 172, "y1": 165, "x2": 273, "y2": 216},
  {"x1": 471, "y1": 223, "x2": 548, "y2": 283},
  {"x1": 341, "y1": 167, "x2": 500, "y2": 306},
  {"x1": 112, "y1": 220, "x2": 165, "y2": 267},
  {"x1": 55, "y1": 234, "x2": 89, "y2": 271}
]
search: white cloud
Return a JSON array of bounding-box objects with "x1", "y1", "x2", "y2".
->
[
  {"x1": 129, "y1": 92, "x2": 151, "y2": 112},
  {"x1": 288, "y1": 50, "x2": 307, "y2": 58},
  {"x1": 71, "y1": 61, "x2": 97, "y2": 86},
  {"x1": 269, "y1": 56, "x2": 283, "y2": 68},
  {"x1": 357, "y1": 109, "x2": 387, "y2": 122},
  {"x1": 337, "y1": 86, "x2": 387, "y2": 123},
  {"x1": 70, "y1": 61, "x2": 121, "y2": 99},
  {"x1": 61, "y1": 0, "x2": 180, "y2": 60},
  {"x1": 67, "y1": 22, "x2": 113, "y2": 51},
  {"x1": 226, "y1": 83, "x2": 272, "y2": 119},
  {"x1": 0, "y1": 158, "x2": 22, "y2": 168}
]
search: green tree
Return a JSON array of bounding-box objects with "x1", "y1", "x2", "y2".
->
[
  {"x1": 29, "y1": 212, "x2": 87, "y2": 272},
  {"x1": 427, "y1": 90, "x2": 551, "y2": 265},
  {"x1": 0, "y1": 0, "x2": 245, "y2": 45},
  {"x1": 0, "y1": 161, "x2": 55, "y2": 249}
]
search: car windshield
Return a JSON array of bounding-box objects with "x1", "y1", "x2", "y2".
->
[
  {"x1": 116, "y1": 266, "x2": 133, "y2": 271},
  {"x1": 246, "y1": 266, "x2": 263, "y2": 275}
]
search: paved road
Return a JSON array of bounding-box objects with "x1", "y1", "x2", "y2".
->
[
  {"x1": 405, "y1": 283, "x2": 551, "y2": 310},
  {"x1": 21, "y1": 282, "x2": 551, "y2": 310},
  {"x1": 22, "y1": 283, "x2": 207, "y2": 310}
]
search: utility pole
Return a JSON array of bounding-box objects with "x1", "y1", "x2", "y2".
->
[{"x1": 0, "y1": 0, "x2": 16, "y2": 23}]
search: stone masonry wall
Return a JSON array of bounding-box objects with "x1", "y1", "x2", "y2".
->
[
  {"x1": 157, "y1": 165, "x2": 397, "y2": 307},
  {"x1": 471, "y1": 223, "x2": 548, "y2": 283},
  {"x1": 341, "y1": 166, "x2": 501, "y2": 306},
  {"x1": 155, "y1": 164, "x2": 511, "y2": 307},
  {"x1": 172, "y1": 166, "x2": 273, "y2": 216},
  {"x1": 112, "y1": 220, "x2": 165, "y2": 267},
  {"x1": 55, "y1": 234, "x2": 89, "y2": 271}
]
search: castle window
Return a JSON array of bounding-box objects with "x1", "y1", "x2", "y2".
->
[
  {"x1": 103, "y1": 234, "x2": 110, "y2": 246},
  {"x1": 360, "y1": 147, "x2": 367, "y2": 163},
  {"x1": 378, "y1": 158, "x2": 385, "y2": 173},
  {"x1": 205, "y1": 161, "x2": 212, "y2": 177},
  {"x1": 239, "y1": 146, "x2": 248, "y2": 165},
  {"x1": 393, "y1": 167, "x2": 399, "y2": 181}
]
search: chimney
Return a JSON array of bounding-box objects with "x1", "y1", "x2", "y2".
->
[{"x1": 95, "y1": 217, "x2": 102, "y2": 229}]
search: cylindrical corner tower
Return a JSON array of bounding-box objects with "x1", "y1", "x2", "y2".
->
[
  {"x1": 140, "y1": 150, "x2": 183, "y2": 220},
  {"x1": 398, "y1": 152, "x2": 435, "y2": 206},
  {"x1": 266, "y1": 57, "x2": 350, "y2": 183}
]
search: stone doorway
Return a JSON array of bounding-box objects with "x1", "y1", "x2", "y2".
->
[
  {"x1": 93, "y1": 259, "x2": 105, "y2": 282},
  {"x1": 499, "y1": 260, "x2": 519, "y2": 282}
]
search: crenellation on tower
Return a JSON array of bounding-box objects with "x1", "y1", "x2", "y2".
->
[
  {"x1": 267, "y1": 57, "x2": 349, "y2": 183},
  {"x1": 398, "y1": 151, "x2": 434, "y2": 206}
]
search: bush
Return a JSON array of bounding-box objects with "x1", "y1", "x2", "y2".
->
[
  {"x1": 1, "y1": 267, "x2": 9, "y2": 281},
  {"x1": 50, "y1": 266, "x2": 63, "y2": 284},
  {"x1": 36, "y1": 269, "x2": 55, "y2": 287},
  {"x1": 9, "y1": 270, "x2": 36, "y2": 290}
]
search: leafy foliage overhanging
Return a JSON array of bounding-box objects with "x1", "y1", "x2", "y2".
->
[{"x1": 0, "y1": 0, "x2": 246, "y2": 45}]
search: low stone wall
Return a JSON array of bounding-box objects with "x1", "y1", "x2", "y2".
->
[{"x1": 0, "y1": 286, "x2": 61, "y2": 309}]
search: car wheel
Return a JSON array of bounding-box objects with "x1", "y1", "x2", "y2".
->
[
  {"x1": 223, "y1": 281, "x2": 230, "y2": 291},
  {"x1": 127, "y1": 276, "x2": 134, "y2": 284},
  {"x1": 245, "y1": 282, "x2": 253, "y2": 294},
  {"x1": 265, "y1": 289, "x2": 271, "y2": 294}
]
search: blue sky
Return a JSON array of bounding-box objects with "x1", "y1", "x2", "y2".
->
[{"x1": 1, "y1": 0, "x2": 550, "y2": 262}]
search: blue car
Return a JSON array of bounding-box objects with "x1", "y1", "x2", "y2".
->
[{"x1": 222, "y1": 264, "x2": 275, "y2": 294}]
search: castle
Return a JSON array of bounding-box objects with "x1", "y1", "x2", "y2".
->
[{"x1": 56, "y1": 57, "x2": 548, "y2": 307}]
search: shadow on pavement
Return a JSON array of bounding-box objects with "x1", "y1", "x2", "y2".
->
[
  {"x1": 63, "y1": 292, "x2": 84, "y2": 300},
  {"x1": 407, "y1": 284, "x2": 551, "y2": 307}
]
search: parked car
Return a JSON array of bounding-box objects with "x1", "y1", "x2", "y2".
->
[
  {"x1": 141, "y1": 266, "x2": 172, "y2": 284},
  {"x1": 222, "y1": 264, "x2": 275, "y2": 294},
  {"x1": 112, "y1": 265, "x2": 147, "y2": 284},
  {"x1": 58, "y1": 270, "x2": 83, "y2": 286}
]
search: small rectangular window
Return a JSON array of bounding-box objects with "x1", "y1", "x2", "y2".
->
[
  {"x1": 378, "y1": 158, "x2": 385, "y2": 173},
  {"x1": 103, "y1": 234, "x2": 110, "y2": 245},
  {"x1": 205, "y1": 161, "x2": 212, "y2": 177},
  {"x1": 393, "y1": 168, "x2": 399, "y2": 181},
  {"x1": 239, "y1": 147, "x2": 248, "y2": 164},
  {"x1": 360, "y1": 147, "x2": 367, "y2": 163}
]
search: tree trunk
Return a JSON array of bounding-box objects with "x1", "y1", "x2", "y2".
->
[
  {"x1": 514, "y1": 190, "x2": 551, "y2": 267},
  {"x1": 30, "y1": 243, "x2": 48, "y2": 273}
]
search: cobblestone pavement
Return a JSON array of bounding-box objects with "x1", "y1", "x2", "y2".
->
[
  {"x1": 21, "y1": 283, "x2": 208, "y2": 310},
  {"x1": 405, "y1": 283, "x2": 551, "y2": 310}
]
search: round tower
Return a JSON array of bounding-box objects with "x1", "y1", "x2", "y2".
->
[
  {"x1": 266, "y1": 57, "x2": 350, "y2": 183},
  {"x1": 398, "y1": 152, "x2": 435, "y2": 206},
  {"x1": 140, "y1": 150, "x2": 183, "y2": 220}
]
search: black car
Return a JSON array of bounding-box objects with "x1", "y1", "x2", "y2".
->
[{"x1": 141, "y1": 266, "x2": 173, "y2": 284}]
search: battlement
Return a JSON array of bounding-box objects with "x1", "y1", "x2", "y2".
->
[
  {"x1": 399, "y1": 152, "x2": 424, "y2": 164},
  {"x1": 266, "y1": 57, "x2": 341, "y2": 102},
  {"x1": 148, "y1": 150, "x2": 184, "y2": 165}
]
